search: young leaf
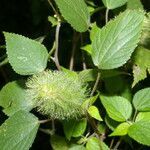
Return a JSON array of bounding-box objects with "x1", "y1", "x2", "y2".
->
[
  {"x1": 102, "y1": 0, "x2": 127, "y2": 9},
  {"x1": 63, "y1": 119, "x2": 87, "y2": 140},
  {"x1": 0, "y1": 81, "x2": 33, "y2": 116},
  {"x1": 4, "y1": 32, "x2": 48, "y2": 75},
  {"x1": 51, "y1": 135, "x2": 69, "y2": 150},
  {"x1": 86, "y1": 137, "x2": 109, "y2": 150},
  {"x1": 128, "y1": 120, "x2": 150, "y2": 146},
  {"x1": 55, "y1": 0, "x2": 90, "y2": 32},
  {"x1": 133, "y1": 87, "x2": 150, "y2": 111},
  {"x1": 109, "y1": 122, "x2": 131, "y2": 136},
  {"x1": 132, "y1": 46, "x2": 150, "y2": 87},
  {"x1": 0, "y1": 111, "x2": 39, "y2": 150},
  {"x1": 92, "y1": 10, "x2": 144, "y2": 69},
  {"x1": 88, "y1": 106, "x2": 103, "y2": 121},
  {"x1": 100, "y1": 95, "x2": 132, "y2": 122},
  {"x1": 136, "y1": 112, "x2": 150, "y2": 122}
]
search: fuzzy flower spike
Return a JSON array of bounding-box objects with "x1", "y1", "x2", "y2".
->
[{"x1": 26, "y1": 70, "x2": 87, "y2": 120}]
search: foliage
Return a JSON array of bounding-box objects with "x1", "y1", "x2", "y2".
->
[{"x1": 0, "y1": 0, "x2": 150, "y2": 149}]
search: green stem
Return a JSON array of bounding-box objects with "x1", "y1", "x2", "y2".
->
[
  {"x1": 0, "y1": 58, "x2": 9, "y2": 67},
  {"x1": 105, "y1": 8, "x2": 109, "y2": 24},
  {"x1": 133, "y1": 109, "x2": 138, "y2": 122},
  {"x1": 90, "y1": 72, "x2": 101, "y2": 97},
  {"x1": 90, "y1": 6, "x2": 105, "y2": 15},
  {"x1": 54, "y1": 22, "x2": 61, "y2": 71}
]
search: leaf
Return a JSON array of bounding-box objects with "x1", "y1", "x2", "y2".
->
[
  {"x1": 133, "y1": 87, "x2": 150, "y2": 111},
  {"x1": 69, "y1": 144, "x2": 85, "y2": 150},
  {"x1": 102, "y1": 0, "x2": 128, "y2": 9},
  {"x1": 55, "y1": 0, "x2": 90, "y2": 32},
  {"x1": 132, "y1": 46, "x2": 150, "y2": 87},
  {"x1": 63, "y1": 119, "x2": 87, "y2": 140},
  {"x1": 128, "y1": 120, "x2": 150, "y2": 146},
  {"x1": 136, "y1": 112, "x2": 150, "y2": 122},
  {"x1": 127, "y1": 0, "x2": 143, "y2": 10},
  {"x1": 51, "y1": 135, "x2": 69, "y2": 150},
  {"x1": 0, "y1": 111, "x2": 39, "y2": 150},
  {"x1": 88, "y1": 106, "x2": 103, "y2": 121},
  {"x1": 86, "y1": 137, "x2": 109, "y2": 150},
  {"x1": 92, "y1": 10, "x2": 144, "y2": 69},
  {"x1": 0, "y1": 81, "x2": 33, "y2": 116},
  {"x1": 100, "y1": 95, "x2": 132, "y2": 122},
  {"x1": 81, "y1": 44, "x2": 92, "y2": 55},
  {"x1": 109, "y1": 122, "x2": 131, "y2": 136},
  {"x1": 4, "y1": 32, "x2": 48, "y2": 75},
  {"x1": 90, "y1": 23, "x2": 100, "y2": 41},
  {"x1": 105, "y1": 115, "x2": 119, "y2": 131}
]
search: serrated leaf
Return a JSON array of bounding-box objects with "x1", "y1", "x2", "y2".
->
[
  {"x1": 136, "y1": 112, "x2": 150, "y2": 122},
  {"x1": 51, "y1": 135, "x2": 69, "y2": 150},
  {"x1": 63, "y1": 119, "x2": 87, "y2": 140},
  {"x1": 100, "y1": 95, "x2": 132, "y2": 122},
  {"x1": 127, "y1": 0, "x2": 143, "y2": 10},
  {"x1": 86, "y1": 137, "x2": 109, "y2": 150},
  {"x1": 55, "y1": 0, "x2": 90, "y2": 32},
  {"x1": 0, "y1": 111, "x2": 39, "y2": 150},
  {"x1": 128, "y1": 120, "x2": 150, "y2": 146},
  {"x1": 0, "y1": 81, "x2": 33, "y2": 116},
  {"x1": 92, "y1": 10, "x2": 144, "y2": 69},
  {"x1": 102, "y1": 0, "x2": 128, "y2": 9},
  {"x1": 132, "y1": 46, "x2": 150, "y2": 87},
  {"x1": 133, "y1": 88, "x2": 150, "y2": 111},
  {"x1": 88, "y1": 106, "x2": 103, "y2": 121},
  {"x1": 4, "y1": 32, "x2": 48, "y2": 75},
  {"x1": 110, "y1": 122, "x2": 131, "y2": 136}
]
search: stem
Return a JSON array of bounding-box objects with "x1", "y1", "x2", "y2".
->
[
  {"x1": 54, "y1": 22, "x2": 61, "y2": 71},
  {"x1": 80, "y1": 34, "x2": 87, "y2": 70},
  {"x1": 90, "y1": 72, "x2": 100, "y2": 97},
  {"x1": 47, "y1": 0, "x2": 61, "y2": 20},
  {"x1": 113, "y1": 138, "x2": 122, "y2": 149},
  {"x1": 0, "y1": 58, "x2": 9, "y2": 67},
  {"x1": 48, "y1": 42, "x2": 56, "y2": 57},
  {"x1": 133, "y1": 109, "x2": 138, "y2": 122},
  {"x1": 69, "y1": 32, "x2": 80, "y2": 70},
  {"x1": 110, "y1": 138, "x2": 115, "y2": 149},
  {"x1": 39, "y1": 119, "x2": 51, "y2": 124},
  {"x1": 90, "y1": 6, "x2": 105, "y2": 15},
  {"x1": 105, "y1": 8, "x2": 109, "y2": 24}
]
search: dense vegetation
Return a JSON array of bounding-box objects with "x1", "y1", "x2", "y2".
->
[{"x1": 0, "y1": 0, "x2": 150, "y2": 149}]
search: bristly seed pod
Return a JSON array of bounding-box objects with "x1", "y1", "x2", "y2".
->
[{"x1": 26, "y1": 70, "x2": 88, "y2": 120}]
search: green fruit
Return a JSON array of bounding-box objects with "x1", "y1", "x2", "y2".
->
[{"x1": 26, "y1": 70, "x2": 87, "y2": 120}]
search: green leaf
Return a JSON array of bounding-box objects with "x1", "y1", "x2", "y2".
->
[
  {"x1": 100, "y1": 95, "x2": 132, "y2": 122},
  {"x1": 102, "y1": 0, "x2": 128, "y2": 9},
  {"x1": 132, "y1": 46, "x2": 150, "y2": 87},
  {"x1": 51, "y1": 135, "x2": 69, "y2": 150},
  {"x1": 110, "y1": 122, "x2": 131, "y2": 136},
  {"x1": 105, "y1": 115, "x2": 119, "y2": 131},
  {"x1": 90, "y1": 23, "x2": 100, "y2": 41},
  {"x1": 0, "y1": 111, "x2": 39, "y2": 150},
  {"x1": 69, "y1": 144, "x2": 85, "y2": 150},
  {"x1": 128, "y1": 120, "x2": 150, "y2": 146},
  {"x1": 127, "y1": 0, "x2": 143, "y2": 10},
  {"x1": 63, "y1": 119, "x2": 87, "y2": 140},
  {"x1": 4, "y1": 32, "x2": 48, "y2": 75},
  {"x1": 88, "y1": 106, "x2": 103, "y2": 121},
  {"x1": 81, "y1": 44, "x2": 92, "y2": 55},
  {"x1": 136, "y1": 112, "x2": 150, "y2": 122},
  {"x1": 133, "y1": 87, "x2": 150, "y2": 111},
  {"x1": 55, "y1": 0, "x2": 90, "y2": 32},
  {"x1": 92, "y1": 10, "x2": 144, "y2": 69},
  {"x1": 48, "y1": 16, "x2": 57, "y2": 27},
  {"x1": 0, "y1": 81, "x2": 33, "y2": 116},
  {"x1": 86, "y1": 137, "x2": 109, "y2": 150}
]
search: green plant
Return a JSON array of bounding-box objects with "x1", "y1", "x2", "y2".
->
[{"x1": 0, "y1": 0, "x2": 150, "y2": 149}]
